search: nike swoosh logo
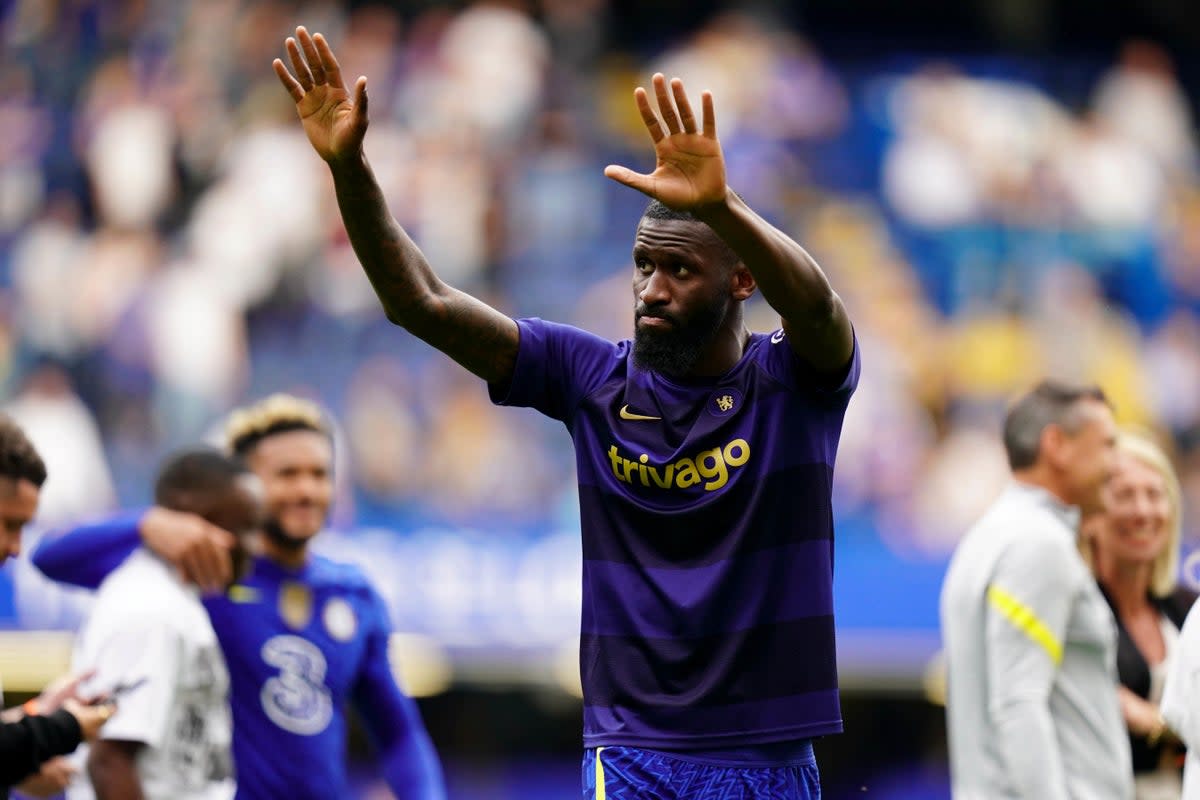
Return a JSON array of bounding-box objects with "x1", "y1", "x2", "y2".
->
[{"x1": 619, "y1": 405, "x2": 661, "y2": 421}]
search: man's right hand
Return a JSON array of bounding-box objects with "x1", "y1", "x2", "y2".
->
[
  {"x1": 273, "y1": 26, "x2": 368, "y2": 165},
  {"x1": 139, "y1": 507, "x2": 235, "y2": 594}
]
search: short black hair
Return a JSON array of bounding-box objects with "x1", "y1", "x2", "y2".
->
[
  {"x1": 0, "y1": 415, "x2": 46, "y2": 488},
  {"x1": 154, "y1": 447, "x2": 250, "y2": 509},
  {"x1": 1002, "y1": 381, "x2": 1111, "y2": 470},
  {"x1": 640, "y1": 199, "x2": 739, "y2": 271}
]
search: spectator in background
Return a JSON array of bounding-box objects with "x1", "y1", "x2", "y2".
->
[
  {"x1": 4, "y1": 362, "x2": 115, "y2": 527},
  {"x1": 941, "y1": 381, "x2": 1131, "y2": 799},
  {"x1": 1081, "y1": 431, "x2": 1195, "y2": 799}
]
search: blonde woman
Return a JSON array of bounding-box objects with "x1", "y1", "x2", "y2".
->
[{"x1": 1083, "y1": 431, "x2": 1196, "y2": 799}]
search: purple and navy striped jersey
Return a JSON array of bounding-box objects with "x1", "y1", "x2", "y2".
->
[{"x1": 490, "y1": 318, "x2": 860, "y2": 749}]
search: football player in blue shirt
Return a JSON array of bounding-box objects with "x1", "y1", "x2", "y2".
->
[
  {"x1": 32, "y1": 395, "x2": 445, "y2": 800},
  {"x1": 272, "y1": 26, "x2": 858, "y2": 800}
]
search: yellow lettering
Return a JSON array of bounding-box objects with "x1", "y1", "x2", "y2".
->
[
  {"x1": 696, "y1": 448, "x2": 729, "y2": 491},
  {"x1": 674, "y1": 458, "x2": 700, "y2": 488},
  {"x1": 724, "y1": 439, "x2": 750, "y2": 467},
  {"x1": 608, "y1": 438, "x2": 751, "y2": 492},
  {"x1": 622, "y1": 458, "x2": 639, "y2": 483},
  {"x1": 646, "y1": 463, "x2": 674, "y2": 489},
  {"x1": 608, "y1": 445, "x2": 624, "y2": 481}
]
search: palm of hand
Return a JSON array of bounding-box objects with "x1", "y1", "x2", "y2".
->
[
  {"x1": 648, "y1": 134, "x2": 727, "y2": 209},
  {"x1": 297, "y1": 85, "x2": 357, "y2": 161},
  {"x1": 604, "y1": 74, "x2": 729, "y2": 212},
  {"x1": 274, "y1": 28, "x2": 366, "y2": 164}
]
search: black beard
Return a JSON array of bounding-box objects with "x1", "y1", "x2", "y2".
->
[
  {"x1": 263, "y1": 517, "x2": 309, "y2": 551},
  {"x1": 632, "y1": 299, "x2": 727, "y2": 377}
]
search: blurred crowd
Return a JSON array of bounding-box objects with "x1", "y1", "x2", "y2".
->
[{"x1": 2, "y1": 0, "x2": 1200, "y2": 568}]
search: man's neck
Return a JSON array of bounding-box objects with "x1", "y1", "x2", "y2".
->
[
  {"x1": 260, "y1": 536, "x2": 309, "y2": 570},
  {"x1": 1011, "y1": 467, "x2": 1074, "y2": 509},
  {"x1": 687, "y1": 324, "x2": 750, "y2": 377}
]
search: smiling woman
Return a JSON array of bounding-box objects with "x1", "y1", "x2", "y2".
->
[{"x1": 1081, "y1": 430, "x2": 1195, "y2": 799}]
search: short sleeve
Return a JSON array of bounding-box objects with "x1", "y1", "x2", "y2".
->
[
  {"x1": 757, "y1": 328, "x2": 861, "y2": 399},
  {"x1": 82, "y1": 617, "x2": 183, "y2": 749},
  {"x1": 488, "y1": 318, "x2": 622, "y2": 422}
]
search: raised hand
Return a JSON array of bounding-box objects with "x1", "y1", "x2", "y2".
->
[
  {"x1": 273, "y1": 26, "x2": 368, "y2": 164},
  {"x1": 604, "y1": 73, "x2": 727, "y2": 212}
]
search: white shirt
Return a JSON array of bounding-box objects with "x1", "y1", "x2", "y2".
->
[
  {"x1": 67, "y1": 549, "x2": 234, "y2": 800},
  {"x1": 1161, "y1": 596, "x2": 1200, "y2": 799},
  {"x1": 941, "y1": 481, "x2": 1133, "y2": 799}
]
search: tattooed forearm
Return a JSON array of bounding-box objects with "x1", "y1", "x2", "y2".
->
[{"x1": 328, "y1": 155, "x2": 519, "y2": 383}]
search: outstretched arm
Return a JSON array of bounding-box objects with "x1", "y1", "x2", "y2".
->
[
  {"x1": 274, "y1": 27, "x2": 518, "y2": 384},
  {"x1": 32, "y1": 512, "x2": 145, "y2": 590},
  {"x1": 605, "y1": 74, "x2": 853, "y2": 374},
  {"x1": 33, "y1": 509, "x2": 234, "y2": 594}
]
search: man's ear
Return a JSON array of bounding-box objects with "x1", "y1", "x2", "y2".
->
[
  {"x1": 730, "y1": 263, "x2": 756, "y2": 301},
  {"x1": 1041, "y1": 424, "x2": 1068, "y2": 470}
]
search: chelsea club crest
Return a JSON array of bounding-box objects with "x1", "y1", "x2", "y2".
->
[{"x1": 278, "y1": 582, "x2": 313, "y2": 630}]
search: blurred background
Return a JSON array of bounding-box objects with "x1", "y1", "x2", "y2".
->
[{"x1": 4, "y1": 0, "x2": 1200, "y2": 797}]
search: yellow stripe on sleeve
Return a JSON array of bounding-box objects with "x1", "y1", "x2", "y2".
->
[
  {"x1": 595, "y1": 747, "x2": 606, "y2": 800},
  {"x1": 987, "y1": 584, "x2": 1064, "y2": 665}
]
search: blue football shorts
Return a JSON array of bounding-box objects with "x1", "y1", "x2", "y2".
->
[{"x1": 583, "y1": 745, "x2": 821, "y2": 799}]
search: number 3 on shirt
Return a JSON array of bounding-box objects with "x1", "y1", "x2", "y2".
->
[{"x1": 260, "y1": 635, "x2": 334, "y2": 735}]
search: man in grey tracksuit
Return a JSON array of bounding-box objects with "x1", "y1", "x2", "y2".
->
[{"x1": 941, "y1": 381, "x2": 1133, "y2": 799}]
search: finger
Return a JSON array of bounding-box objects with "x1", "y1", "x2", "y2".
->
[
  {"x1": 297, "y1": 27, "x2": 326, "y2": 85},
  {"x1": 353, "y1": 75, "x2": 368, "y2": 125},
  {"x1": 671, "y1": 78, "x2": 697, "y2": 134},
  {"x1": 634, "y1": 87, "x2": 665, "y2": 144},
  {"x1": 653, "y1": 73, "x2": 682, "y2": 135},
  {"x1": 702, "y1": 91, "x2": 716, "y2": 139},
  {"x1": 206, "y1": 523, "x2": 237, "y2": 552},
  {"x1": 180, "y1": 549, "x2": 220, "y2": 593},
  {"x1": 195, "y1": 539, "x2": 232, "y2": 593},
  {"x1": 286, "y1": 36, "x2": 314, "y2": 91},
  {"x1": 313, "y1": 33, "x2": 344, "y2": 90},
  {"x1": 604, "y1": 164, "x2": 655, "y2": 198},
  {"x1": 203, "y1": 525, "x2": 236, "y2": 586}
]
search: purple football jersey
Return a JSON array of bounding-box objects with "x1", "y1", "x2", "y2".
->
[{"x1": 490, "y1": 318, "x2": 860, "y2": 749}]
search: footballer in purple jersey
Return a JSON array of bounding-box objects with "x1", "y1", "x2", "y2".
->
[{"x1": 275, "y1": 26, "x2": 857, "y2": 799}]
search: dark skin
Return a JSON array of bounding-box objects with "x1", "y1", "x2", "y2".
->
[
  {"x1": 90, "y1": 479, "x2": 262, "y2": 800},
  {"x1": 139, "y1": 429, "x2": 336, "y2": 587},
  {"x1": 273, "y1": 27, "x2": 854, "y2": 382},
  {"x1": 633, "y1": 218, "x2": 755, "y2": 376}
]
